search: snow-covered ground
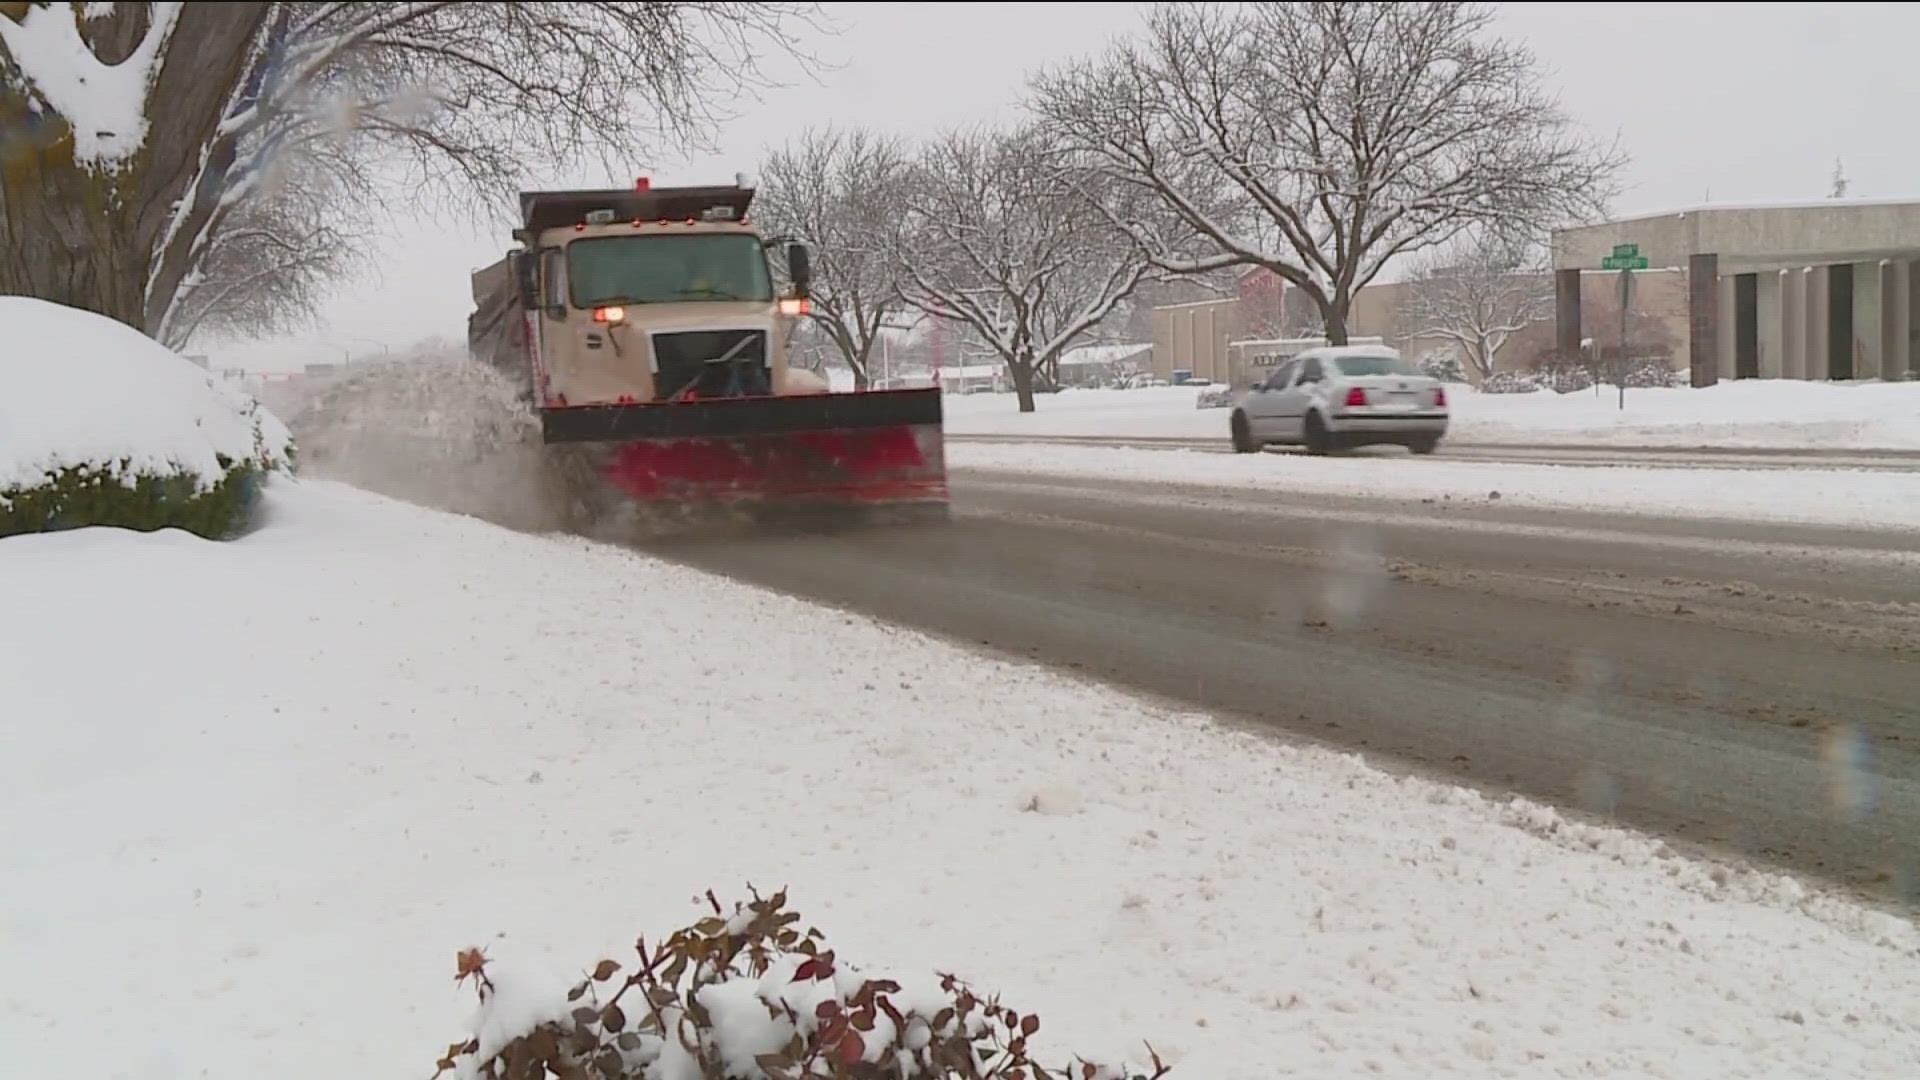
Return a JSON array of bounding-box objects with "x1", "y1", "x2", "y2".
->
[
  {"x1": 5, "y1": 479, "x2": 1918, "y2": 1079},
  {"x1": 943, "y1": 381, "x2": 1920, "y2": 451},
  {"x1": 948, "y1": 442, "x2": 1920, "y2": 532}
]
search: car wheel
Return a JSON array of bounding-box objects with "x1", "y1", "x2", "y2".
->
[
  {"x1": 1231, "y1": 411, "x2": 1260, "y2": 454},
  {"x1": 1304, "y1": 411, "x2": 1333, "y2": 455},
  {"x1": 1409, "y1": 437, "x2": 1440, "y2": 455}
]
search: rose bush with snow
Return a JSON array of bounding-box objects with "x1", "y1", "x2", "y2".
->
[
  {"x1": 0, "y1": 297, "x2": 293, "y2": 538},
  {"x1": 437, "y1": 889, "x2": 1169, "y2": 1080}
]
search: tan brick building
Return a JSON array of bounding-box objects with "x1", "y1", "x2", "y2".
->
[{"x1": 1151, "y1": 266, "x2": 1691, "y2": 386}]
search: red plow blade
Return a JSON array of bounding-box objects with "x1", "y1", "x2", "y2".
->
[{"x1": 602, "y1": 423, "x2": 948, "y2": 517}]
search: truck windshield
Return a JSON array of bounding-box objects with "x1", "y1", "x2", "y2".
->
[{"x1": 566, "y1": 234, "x2": 773, "y2": 307}]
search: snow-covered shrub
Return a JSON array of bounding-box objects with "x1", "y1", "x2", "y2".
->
[
  {"x1": 1532, "y1": 362, "x2": 1594, "y2": 394},
  {"x1": 1621, "y1": 361, "x2": 1688, "y2": 389},
  {"x1": 1477, "y1": 371, "x2": 1545, "y2": 394},
  {"x1": 1418, "y1": 353, "x2": 1468, "y2": 383},
  {"x1": 1194, "y1": 385, "x2": 1235, "y2": 409},
  {"x1": 0, "y1": 298, "x2": 292, "y2": 540},
  {"x1": 435, "y1": 888, "x2": 1170, "y2": 1080}
]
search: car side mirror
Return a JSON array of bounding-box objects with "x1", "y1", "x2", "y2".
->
[{"x1": 787, "y1": 242, "x2": 813, "y2": 298}]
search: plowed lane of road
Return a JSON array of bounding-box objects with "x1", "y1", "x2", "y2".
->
[{"x1": 650, "y1": 469, "x2": 1920, "y2": 909}]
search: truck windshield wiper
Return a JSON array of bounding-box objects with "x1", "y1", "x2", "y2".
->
[
  {"x1": 582, "y1": 295, "x2": 645, "y2": 308},
  {"x1": 676, "y1": 286, "x2": 747, "y2": 300}
]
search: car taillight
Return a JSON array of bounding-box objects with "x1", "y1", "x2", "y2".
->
[
  {"x1": 1344, "y1": 387, "x2": 1369, "y2": 407},
  {"x1": 1434, "y1": 386, "x2": 1447, "y2": 407}
]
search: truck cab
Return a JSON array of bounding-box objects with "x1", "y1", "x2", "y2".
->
[{"x1": 503, "y1": 180, "x2": 817, "y2": 411}]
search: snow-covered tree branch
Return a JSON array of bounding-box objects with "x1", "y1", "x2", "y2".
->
[
  {"x1": 894, "y1": 125, "x2": 1151, "y2": 413},
  {"x1": 1398, "y1": 233, "x2": 1553, "y2": 380},
  {"x1": 1029, "y1": 0, "x2": 1624, "y2": 344},
  {"x1": 755, "y1": 126, "x2": 912, "y2": 390},
  {"x1": 0, "y1": 1, "x2": 822, "y2": 345}
]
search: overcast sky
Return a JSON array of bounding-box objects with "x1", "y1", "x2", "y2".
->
[{"x1": 212, "y1": 1, "x2": 1920, "y2": 371}]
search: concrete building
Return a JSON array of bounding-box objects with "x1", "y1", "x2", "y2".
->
[
  {"x1": 1150, "y1": 297, "x2": 1242, "y2": 384},
  {"x1": 1552, "y1": 200, "x2": 1920, "y2": 385}
]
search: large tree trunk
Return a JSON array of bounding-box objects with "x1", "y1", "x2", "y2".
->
[
  {"x1": 0, "y1": 3, "x2": 269, "y2": 333},
  {"x1": 1321, "y1": 293, "x2": 1352, "y2": 345},
  {"x1": 1009, "y1": 359, "x2": 1037, "y2": 413}
]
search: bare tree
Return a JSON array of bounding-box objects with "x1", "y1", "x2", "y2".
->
[
  {"x1": 1, "y1": 2, "x2": 820, "y2": 346},
  {"x1": 1399, "y1": 233, "x2": 1553, "y2": 380},
  {"x1": 1029, "y1": 1, "x2": 1623, "y2": 344},
  {"x1": 895, "y1": 126, "x2": 1150, "y2": 413},
  {"x1": 756, "y1": 126, "x2": 912, "y2": 390}
]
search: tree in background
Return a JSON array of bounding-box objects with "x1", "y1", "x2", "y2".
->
[
  {"x1": 894, "y1": 125, "x2": 1150, "y2": 413},
  {"x1": 1030, "y1": 1, "x2": 1623, "y2": 344},
  {"x1": 1398, "y1": 232, "x2": 1554, "y2": 380},
  {"x1": 755, "y1": 126, "x2": 912, "y2": 390},
  {"x1": 0, "y1": 2, "x2": 818, "y2": 346}
]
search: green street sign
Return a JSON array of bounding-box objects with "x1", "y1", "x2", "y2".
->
[
  {"x1": 1602, "y1": 255, "x2": 1649, "y2": 270},
  {"x1": 1611, "y1": 242, "x2": 1640, "y2": 259}
]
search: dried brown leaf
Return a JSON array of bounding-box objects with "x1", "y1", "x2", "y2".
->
[{"x1": 592, "y1": 959, "x2": 620, "y2": 982}]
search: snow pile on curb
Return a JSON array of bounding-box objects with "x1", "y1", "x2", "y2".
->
[
  {"x1": 0, "y1": 297, "x2": 293, "y2": 498},
  {"x1": 947, "y1": 442, "x2": 1920, "y2": 531},
  {"x1": 3, "y1": 481, "x2": 1916, "y2": 1079},
  {"x1": 1455, "y1": 379, "x2": 1920, "y2": 448}
]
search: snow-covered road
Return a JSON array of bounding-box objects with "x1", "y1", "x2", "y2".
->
[{"x1": 4, "y1": 480, "x2": 1917, "y2": 1079}]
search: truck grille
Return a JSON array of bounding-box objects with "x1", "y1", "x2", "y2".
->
[{"x1": 650, "y1": 329, "x2": 770, "y2": 400}]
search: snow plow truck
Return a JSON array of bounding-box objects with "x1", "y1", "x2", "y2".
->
[{"x1": 467, "y1": 177, "x2": 947, "y2": 530}]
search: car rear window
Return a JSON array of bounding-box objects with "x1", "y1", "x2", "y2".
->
[{"x1": 1331, "y1": 355, "x2": 1419, "y2": 377}]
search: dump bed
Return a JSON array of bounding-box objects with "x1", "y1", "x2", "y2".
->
[{"x1": 467, "y1": 256, "x2": 529, "y2": 391}]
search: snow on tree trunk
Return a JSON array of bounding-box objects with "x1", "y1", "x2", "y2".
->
[{"x1": 0, "y1": 3, "x2": 269, "y2": 332}]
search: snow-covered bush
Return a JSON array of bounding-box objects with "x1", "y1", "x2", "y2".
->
[
  {"x1": 1194, "y1": 385, "x2": 1235, "y2": 409},
  {"x1": 1418, "y1": 353, "x2": 1468, "y2": 383},
  {"x1": 1621, "y1": 361, "x2": 1689, "y2": 389},
  {"x1": 1477, "y1": 371, "x2": 1545, "y2": 394},
  {"x1": 1532, "y1": 362, "x2": 1594, "y2": 394},
  {"x1": 435, "y1": 889, "x2": 1170, "y2": 1080},
  {"x1": 0, "y1": 298, "x2": 292, "y2": 539}
]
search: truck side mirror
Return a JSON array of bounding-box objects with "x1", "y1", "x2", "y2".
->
[
  {"x1": 508, "y1": 250, "x2": 536, "y2": 309},
  {"x1": 787, "y1": 242, "x2": 813, "y2": 298}
]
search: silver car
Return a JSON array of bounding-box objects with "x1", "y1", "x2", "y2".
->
[{"x1": 1230, "y1": 346, "x2": 1449, "y2": 455}]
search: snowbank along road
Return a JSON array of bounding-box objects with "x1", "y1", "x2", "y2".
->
[
  {"x1": 8, "y1": 481, "x2": 1918, "y2": 1079},
  {"x1": 649, "y1": 468, "x2": 1920, "y2": 911},
  {"x1": 946, "y1": 432, "x2": 1920, "y2": 474}
]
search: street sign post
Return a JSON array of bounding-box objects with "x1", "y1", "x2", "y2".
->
[{"x1": 1598, "y1": 245, "x2": 1644, "y2": 409}]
